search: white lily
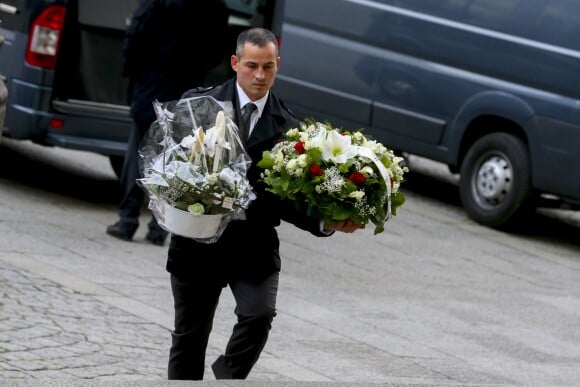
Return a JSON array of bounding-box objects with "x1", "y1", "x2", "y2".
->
[
  {"x1": 308, "y1": 126, "x2": 327, "y2": 149},
  {"x1": 321, "y1": 130, "x2": 358, "y2": 164},
  {"x1": 180, "y1": 134, "x2": 196, "y2": 149},
  {"x1": 181, "y1": 129, "x2": 205, "y2": 165},
  {"x1": 203, "y1": 111, "x2": 231, "y2": 172}
]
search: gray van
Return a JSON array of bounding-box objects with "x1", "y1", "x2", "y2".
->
[
  {"x1": 273, "y1": 0, "x2": 580, "y2": 229},
  {"x1": 0, "y1": 0, "x2": 280, "y2": 176}
]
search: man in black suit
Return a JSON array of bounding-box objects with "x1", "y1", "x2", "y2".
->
[
  {"x1": 106, "y1": 0, "x2": 228, "y2": 245},
  {"x1": 166, "y1": 27, "x2": 362, "y2": 381}
]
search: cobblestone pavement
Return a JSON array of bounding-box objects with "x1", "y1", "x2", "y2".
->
[{"x1": 0, "y1": 261, "x2": 169, "y2": 381}]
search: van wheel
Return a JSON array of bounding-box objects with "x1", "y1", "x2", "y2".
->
[
  {"x1": 109, "y1": 155, "x2": 124, "y2": 180},
  {"x1": 459, "y1": 133, "x2": 534, "y2": 229}
]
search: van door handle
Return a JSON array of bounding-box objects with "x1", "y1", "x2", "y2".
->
[{"x1": 0, "y1": 3, "x2": 18, "y2": 14}]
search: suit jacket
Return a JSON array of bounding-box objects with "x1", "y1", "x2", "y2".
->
[{"x1": 166, "y1": 77, "x2": 331, "y2": 283}]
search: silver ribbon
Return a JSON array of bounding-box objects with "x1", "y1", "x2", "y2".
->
[{"x1": 356, "y1": 146, "x2": 392, "y2": 220}]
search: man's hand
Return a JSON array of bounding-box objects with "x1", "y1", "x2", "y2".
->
[{"x1": 323, "y1": 219, "x2": 365, "y2": 234}]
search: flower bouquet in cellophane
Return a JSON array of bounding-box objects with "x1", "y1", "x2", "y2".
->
[{"x1": 139, "y1": 96, "x2": 256, "y2": 243}]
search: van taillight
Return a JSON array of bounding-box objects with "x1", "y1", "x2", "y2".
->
[{"x1": 25, "y1": 5, "x2": 66, "y2": 69}]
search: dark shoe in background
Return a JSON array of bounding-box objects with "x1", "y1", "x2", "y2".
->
[
  {"x1": 106, "y1": 221, "x2": 138, "y2": 241},
  {"x1": 146, "y1": 216, "x2": 168, "y2": 246},
  {"x1": 145, "y1": 227, "x2": 168, "y2": 246}
]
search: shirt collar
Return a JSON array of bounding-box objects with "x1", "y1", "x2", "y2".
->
[{"x1": 236, "y1": 82, "x2": 268, "y2": 117}]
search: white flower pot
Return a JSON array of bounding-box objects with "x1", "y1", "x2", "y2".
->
[{"x1": 159, "y1": 200, "x2": 224, "y2": 239}]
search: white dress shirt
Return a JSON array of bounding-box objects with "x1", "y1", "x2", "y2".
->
[{"x1": 236, "y1": 82, "x2": 268, "y2": 137}]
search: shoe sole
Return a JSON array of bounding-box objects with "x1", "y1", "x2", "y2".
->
[{"x1": 106, "y1": 231, "x2": 133, "y2": 241}]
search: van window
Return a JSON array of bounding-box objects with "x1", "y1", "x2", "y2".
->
[
  {"x1": 464, "y1": 0, "x2": 520, "y2": 25},
  {"x1": 533, "y1": 3, "x2": 580, "y2": 50},
  {"x1": 379, "y1": 0, "x2": 580, "y2": 52}
]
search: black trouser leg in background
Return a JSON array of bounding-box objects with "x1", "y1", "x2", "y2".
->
[
  {"x1": 118, "y1": 117, "x2": 164, "y2": 232},
  {"x1": 118, "y1": 119, "x2": 148, "y2": 224}
]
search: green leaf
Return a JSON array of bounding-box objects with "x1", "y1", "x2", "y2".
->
[
  {"x1": 306, "y1": 148, "x2": 323, "y2": 164},
  {"x1": 257, "y1": 151, "x2": 274, "y2": 168},
  {"x1": 389, "y1": 191, "x2": 406, "y2": 215}
]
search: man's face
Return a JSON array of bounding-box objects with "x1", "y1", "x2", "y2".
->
[{"x1": 231, "y1": 42, "x2": 280, "y2": 101}]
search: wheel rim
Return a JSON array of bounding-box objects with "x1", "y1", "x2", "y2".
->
[{"x1": 472, "y1": 154, "x2": 512, "y2": 208}]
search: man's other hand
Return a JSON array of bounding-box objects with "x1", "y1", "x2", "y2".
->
[{"x1": 323, "y1": 219, "x2": 365, "y2": 234}]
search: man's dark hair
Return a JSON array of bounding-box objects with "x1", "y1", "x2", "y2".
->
[{"x1": 236, "y1": 27, "x2": 279, "y2": 57}]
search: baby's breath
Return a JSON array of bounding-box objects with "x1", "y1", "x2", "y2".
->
[
  {"x1": 354, "y1": 198, "x2": 375, "y2": 217},
  {"x1": 317, "y1": 166, "x2": 344, "y2": 193}
]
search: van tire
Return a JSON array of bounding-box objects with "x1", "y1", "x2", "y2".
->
[
  {"x1": 109, "y1": 155, "x2": 124, "y2": 180},
  {"x1": 459, "y1": 133, "x2": 534, "y2": 229}
]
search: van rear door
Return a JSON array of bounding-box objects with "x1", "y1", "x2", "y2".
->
[{"x1": 49, "y1": 0, "x2": 135, "y2": 146}]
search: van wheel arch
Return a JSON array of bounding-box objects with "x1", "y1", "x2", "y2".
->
[{"x1": 457, "y1": 115, "x2": 526, "y2": 168}]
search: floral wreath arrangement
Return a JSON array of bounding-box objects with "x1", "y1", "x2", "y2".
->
[
  {"x1": 139, "y1": 96, "x2": 256, "y2": 243},
  {"x1": 257, "y1": 121, "x2": 407, "y2": 234}
]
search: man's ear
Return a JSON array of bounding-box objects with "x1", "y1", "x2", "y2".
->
[{"x1": 231, "y1": 55, "x2": 239, "y2": 72}]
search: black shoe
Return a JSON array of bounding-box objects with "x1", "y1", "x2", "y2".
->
[
  {"x1": 145, "y1": 228, "x2": 168, "y2": 246},
  {"x1": 106, "y1": 221, "x2": 138, "y2": 241}
]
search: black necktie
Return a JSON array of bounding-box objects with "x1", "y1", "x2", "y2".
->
[{"x1": 240, "y1": 103, "x2": 257, "y2": 141}]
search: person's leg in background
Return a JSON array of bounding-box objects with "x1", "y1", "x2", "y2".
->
[{"x1": 106, "y1": 116, "x2": 167, "y2": 244}]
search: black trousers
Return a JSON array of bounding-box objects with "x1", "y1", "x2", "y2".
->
[
  {"x1": 117, "y1": 116, "x2": 161, "y2": 231},
  {"x1": 117, "y1": 118, "x2": 146, "y2": 224},
  {"x1": 168, "y1": 272, "x2": 279, "y2": 380}
]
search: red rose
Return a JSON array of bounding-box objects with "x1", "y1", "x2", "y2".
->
[
  {"x1": 294, "y1": 141, "x2": 305, "y2": 154},
  {"x1": 348, "y1": 171, "x2": 366, "y2": 185},
  {"x1": 309, "y1": 164, "x2": 323, "y2": 177}
]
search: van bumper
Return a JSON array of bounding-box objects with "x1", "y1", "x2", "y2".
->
[
  {"x1": 4, "y1": 78, "x2": 52, "y2": 139},
  {"x1": 4, "y1": 78, "x2": 131, "y2": 157}
]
